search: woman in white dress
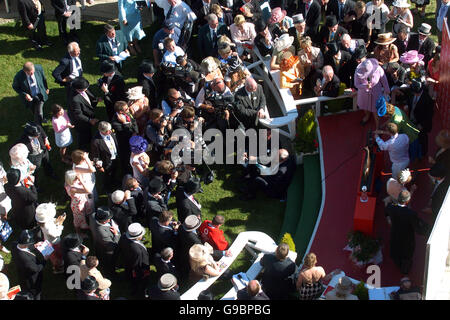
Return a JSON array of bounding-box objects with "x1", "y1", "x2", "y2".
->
[
  {"x1": 51, "y1": 104, "x2": 74, "y2": 164},
  {"x1": 129, "y1": 135, "x2": 150, "y2": 186}
]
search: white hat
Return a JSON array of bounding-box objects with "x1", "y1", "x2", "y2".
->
[
  {"x1": 111, "y1": 190, "x2": 125, "y2": 204},
  {"x1": 392, "y1": 0, "x2": 410, "y2": 8},
  {"x1": 398, "y1": 168, "x2": 411, "y2": 184},
  {"x1": 127, "y1": 86, "x2": 145, "y2": 100},
  {"x1": 126, "y1": 223, "x2": 145, "y2": 240},
  {"x1": 158, "y1": 273, "x2": 177, "y2": 291},
  {"x1": 35, "y1": 203, "x2": 56, "y2": 223},
  {"x1": 274, "y1": 34, "x2": 294, "y2": 52}
]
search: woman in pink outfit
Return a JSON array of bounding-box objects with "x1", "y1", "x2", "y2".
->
[
  {"x1": 354, "y1": 58, "x2": 390, "y2": 128},
  {"x1": 51, "y1": 104, "x2": 74, "y2": 164}
]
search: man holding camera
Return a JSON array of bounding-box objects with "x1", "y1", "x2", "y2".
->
[
  {"x1": 145, "y1": 109, "x2": 175, "y2": 159},
  {"x1": 161, "y1": 88, "x2": 194, "y2": 121}
]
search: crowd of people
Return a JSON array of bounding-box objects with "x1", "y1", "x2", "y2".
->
[{"x1": 0, "y1": 0, "x2": 448, "y2": 301}]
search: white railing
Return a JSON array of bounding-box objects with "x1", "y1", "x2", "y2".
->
[
  {"x1": 423, "y1": 186, "x2": 450, "y2": 300},
  {"x1": 180, "y1": 231, "x2": 297, "y2": 300}
]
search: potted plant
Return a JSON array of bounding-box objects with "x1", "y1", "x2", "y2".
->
[{"x1": 345, "y1": 230, "x2": 382, "y2": 267}]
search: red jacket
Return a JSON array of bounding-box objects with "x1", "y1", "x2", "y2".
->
[{"x1": 198, "y1": 220, "x2": 229, "y2": 251}]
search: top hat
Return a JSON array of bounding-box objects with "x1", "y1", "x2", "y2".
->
[
  {"x1": 24, "y1": 123, "x2": 40, "y2": 137},
  {"x1": 18, "y1": 230, "x2": 35, "y2": 245},
  {"x1": 183, "y1": 178, "x2": 202, "y2": 195},
  {"x1": 327, "y1": 42, "x2": 339, "y2": 56},
  {"x1": 273, "y1": 33, "x2": 294, "y2": 52},
  {"x1": 325, "y1": 15, "x2": 338, "y2": 28},
  {"x1": 163, "y1": 19, "x2": 175, "y2": 30},
  {"x1": 6, "y1": 168, "x2": 21, "y2": 186},
  {"x1": 400, "y1": 50, "x2": 424, "y2": 64},
  {"x1": 72, "y1": 77, "x2": 90, "y2": 90},
  {"x1": 126, "y1": 222, "x2": 145, "y2": 240},
  {"x1": 374, "y1": 33, "x2": 396, "y2": 45},
  {"x1": 376, "y1": 95, "x2": 387, "y2": 117},
  {"x1": 148, "y1": 177, "x2": 165, "y2": 195},
  {"x1": 100, "y1": 60, "x2": 115, "y2": 74},
  {"x1": 269, "y1": 7, "x2": 287, "y2": 24},
  {"x1": 81, "y1": 275, "x2": 99, "y2": 292},
  {"x1": 392, "y1": 0, "x2": 410, "y2": 8},
  {"x1": 335, "y1": 276, "x2": 354, "y2": 295},
  {"x1": 140, "y1": 61, "x2": 157, "y2": 74},
  {"x1": 254, "y1": 20, "x2": 267, "y2": 34},
  {"x1": 418, "y1": 23, "x2": 432, "y2": 36},
  {"x1": 158, "y1": 273, "x2": 178, "y2": 291},
  {"x1": 95, "y1": 206, "x2": 113, "y2": 223},
  {"x1": 292, "y1": 13, "x2": 305, "y2": 24},
  {"x1": 183, "y1": 215, "x2": 201, "y2": 232},
  {"x1": 63, "y1": 233, "x2": 82, "y2": 249},
  {"x1": 129, "y1": 135, "x2": 148, "y2": 154}
]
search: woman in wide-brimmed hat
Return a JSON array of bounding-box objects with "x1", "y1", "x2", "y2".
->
[
  {"x1": 129, "y1": 135, "x2": 150, "y2": 186},
  {"x1": 126, "y1": 86, "x2": 149, "y2": 135},
  {"x1": 388, "y1": 0, "x2": 413, "y2": 36},
  {"x1": 354, "y1": 58, "x2": 390, "y2": 127},
  {"x1": 400, "y1": 50, "x2": 426, "y2": 85},
  {"x1": 373, "y1": 32, "x2": 399, "y2": 66},
  {"x1": 189, "y1": 243, "x2": 220, "y2": 281},
  {"x1": 270, "y1": 33, "x2": 295, "y2": 71}
]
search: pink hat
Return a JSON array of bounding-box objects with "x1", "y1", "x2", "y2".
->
[
  {"x1": 269, "y1": 7, "x2": 287, "y2": 24},
  {"x1": 400, "y1": 50, "x2": 424, "y2": 64}
]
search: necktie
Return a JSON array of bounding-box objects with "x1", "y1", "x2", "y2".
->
[
  {"x1": 29, "y1": 76, "x2": 38, "y2": 96},
  {"x1": 110, "y1": 38, "x2": 118, "y2": 54},
  {"x1": 330, "y1": 32, "x2": 335, "y2": 41},
  {"x1": 125, "y1": 113, "x2": 131, "y2": 122},
  {"x1": 166, "y1": 5, "x2": 173, "y2": 19},
  {"x1": 212, "y1": 29, "x2": 218, "y2": 46},
  {"x1": 74, "y1": 58, "x2": 82, "y2": 74},
  {"x1": 339, "y1": 3, "x2": 344, "y2": 21}
]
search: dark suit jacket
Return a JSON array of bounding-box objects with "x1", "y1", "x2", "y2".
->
[
  {"x1": 117, "y1": 235, "x2": 150, "y2": 277},
  {"x1": 326, "y1": 0, "x2": 356, "y2": 23},
  {"x1": 100, "y1": 73, "x2": 127, "y2": 117},
  {"x1": 198, "y1": 23, "x2": 229, "y2": 59},
  {"x1": 153, "y1": 253, "x2": 179, "y2": 279},
  {"x1": 320, "y1": 74, "x2": 341, "y2": 98},
  {"x1": 12, "y1": 64, "x2": 48, "y2": 108},
  {"x1": 317, "y1": 25, "x2": 348, "y2": 51},
  {"x1": 15, "y1": 124, "x2": 48, "y2": 156},
  {"x1": 52, "y1": 53, "x2": 83, "y2": 87},
  {"x1": 88, "y1": 214, "x2": 121, "y2": 256},
  {"x1": 291, "y1": 0, "x2": 321, "y2": 41},
  {"x1": 176, "y1": 226, "x2": 202, "y2": 277},
  {"x1": 17, "y1": 0, "x2": 41, "y2": 27},
  {"x1": 111, "y1": 112, "x2": 139, "y2": 152},
  {"x1": 234, "y1": 84, "x2": 267, "y2": 129},
  {"x1": 192, "y1": 0, "x2": 219, "y2": 26},
  {"x1": 144, "y1": 185, "x2": 168, "y2": 221},
  {"x1": 232, "y1": 0, "x2": 262, "y2": 22},
  {"x1": 394, "y1": 37, "x2": 408, "y2": 58},
  {"x1": 254, "y1": 33, "x2": 274, "y2": 57},
  {"x1": 63, "y1": 248, "x2": 84, "y2": 274},
  {"x1": 90, "y1": 131, "x2": 119, "y2": 171},
  {"x1": 51, "y1": 0, "x2": 76, "y2": 17},
  {"x1": 260, "y1": 253, "x2": 296, "y2": 300},
  {"x1": 406, "y1": 33, "x2": 436, "y2": 66},
  {"x1": 175, "y1": 187, "x2": 202, "y2": 224},
  {"x1": 137, "y1": 72, "x2": 159, "y2": 107},
  {"x1": 68, "y1": 89, "x2": 98, "y2": 128},
  {"x1": 11, "y1": 244, "x2": 45, "y2": 291},
  {"x1": 149, "y1": 216, "x2": 178, "y2": 254},
  {"x1": 147, "y1": 286, "x2": 181, "y2": 300},
  {"x1": 323, "y1": 50, "x2": 352, "y2": 80},
  {"x1": 408, "y1": 89, "x2": 434, "y2": 133},
  {"x1": 109, "y1": 197, "x2": 138, "y2": 235},
  {"x1": 237, "y1": 288, "x2": 270, "y2": 300},
  {"x1": 263, "y1": 155, "x2": 297, "y2": 199},
  {"x1": 288, "y1": 26, "x2": 304, "y2": 55},
  {"x1": 96, "y1": 31, "x2": 128, "y2": 64},
  {"x1": 4, "y1": 184, "x2": 38, "y2": 230}
]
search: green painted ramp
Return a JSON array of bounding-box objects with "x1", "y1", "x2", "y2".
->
[
  {"x1": 293, "y1": 154, "x2": 322, "y2": 261},
  {"x1": 279, "y1": 164, "x2": 304, "y2": 240}
]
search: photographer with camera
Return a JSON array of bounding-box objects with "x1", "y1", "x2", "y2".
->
[
  {"x1": 161, "y1": 88, "x2": 194, "y2": 121},
  {"x1": 145, "y1": 109, "x2": 178, "y2": 160},
  {"x1": 175, "y1": 55, "x2": 201, "y2": 95}
]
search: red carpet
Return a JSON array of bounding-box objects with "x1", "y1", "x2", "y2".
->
[{"x1": 309, "y1": 110, "x2": 442, "y2": 287}]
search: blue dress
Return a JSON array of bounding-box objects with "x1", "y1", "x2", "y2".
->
[{"x1": 118, "y1": 0, "x2": 146, "y2": 42}]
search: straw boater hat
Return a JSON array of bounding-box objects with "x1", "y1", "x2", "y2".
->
[
  {"x1": 418, "y1": 23, "x2": 432, "y2": 36},
  {"x1": 400, "y1": 50, "x2": 424, "y2": 64},
  {"x1": 126, "y1": 223, "x2": 145, "y2": 240},
  {"x1": 269, "y1": 7, "x2": 287, "y2": 24},
  {"x1": 392, "y1": 0, "x2": 410, "y2": 8},
  {"x1": 158, "y1": 273, "x2": 178, "y2": 291},
  {"x1": 436, "y1": 129, "x2": 450, "y2": 149},
  {"x1": 374, "y1": 33, "x2": 396, "y2": 45},
  {"x1": 274, "y1": 33, "x2": 294, "y2": 52},
  {"x1": 335, "y1": 276, "x2": 354, "y2": 295},
  {"x1": 127, "y1": 86, "x2": 145, "y2": 100},
  {"x1": 183, "y1": 215, "x2": 201, "y2": 232}
]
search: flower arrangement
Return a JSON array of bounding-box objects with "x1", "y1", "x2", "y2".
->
[
  {"x1": 346, "y1": 231, "x2": 382, "y2": 266},
  {"x1": 353, "y1": 281, "x2": 369, "y2": 300},
  {"x1": 294, "y1": 109, "x2": 318, "y2": 154}
]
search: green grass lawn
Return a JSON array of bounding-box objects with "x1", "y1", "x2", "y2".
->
[{"x1": 0, "y1": 20, "x2": 287, "y2": 300}]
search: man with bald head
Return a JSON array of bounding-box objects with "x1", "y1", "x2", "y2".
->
[
  {"x1": 237, "y1": 280, "x2": 270, "y2": 300},
  {"x1": 13, "y1": 61, "x2": 50, "y2": 125},
  {"x1": 234, "y1": 77, "x2": 268, "y2": 130}
]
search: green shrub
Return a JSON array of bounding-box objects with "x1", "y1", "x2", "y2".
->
[
  {"x1": 353, "y1": 281, "x2": 369, "y2": 300},
  {"x1": 280, "y1": 233, "x2": 296, "y2": 253},
  {"x1": 295, "y1": 109, "x2": 317, "y2": 154}
]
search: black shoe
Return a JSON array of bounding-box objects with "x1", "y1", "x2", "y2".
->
[{"x1": 31, "y1": 41, "x2": 42, "y2": 51}]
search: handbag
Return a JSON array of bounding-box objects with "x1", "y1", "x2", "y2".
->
[{"x1": 0, "y1": 220, "x2": 13, "y2": 242}]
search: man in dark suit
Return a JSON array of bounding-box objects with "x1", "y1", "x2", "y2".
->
[
  {"x1": 146, "y1": 273, "x2": 180, "y2": 300},
  {"x1": 11, "y1": 230, "x2": 46, "y2": 300},
  {"x1": 198, "y1": 13, "x2": 229, "y2": 59},
  {"x1": 289, "y1": 0, "x2": 321, "y2": 42},
  {"x1": 260, "y1": 243, "x2": 296, "y2": 300},
  {"x1": 109, "y1": 190, "x2": 137, "y2": 235},
  {"x1": 122, "y1": 176, "x2": 146, "y2": 221},
  {"x1": 237, "y1": 280, "x2": 270, "y2": 300},
  {"x1": 406, "y1": 23, "x2": 436, "y2": 66},
  {"x1": 153, "y1": 248, "x2": 179, "y2": 279},
  {"x1": 394, "y1": 25, "x2": 410, "y2": 58},
  {"x1": 326, "y1": 0, "x2": 355, "y2": 24},
  {"x1": 192, "y1": 0, "x2": 219, "y2": 28},
  {"x1": 77, "y1": 276, "x2": 102, "y2": 300},
  {"x1": 288, "y1": 13, "x2": 306, "y2": 54},
  {"x1": 111, "y1": 102, "x2": 138, "y2": 175},
  {"x1": 137, "y1": 61, "x2": 160, "y2": 108},
  {"x1": 16, "y1": 123, "x2": 56, "y2": 181},
  {"x1": 175, "y1": 179, "x2": 202, "y2": 224},
  {"x1": 98, "y1": 61, "x2": 127, "y2": 121},
  {"x1": 90, "y1": 121, "x2": 120, "y2": 192},
  {"x1": 427, "y1": 164, "x2": 450, "y2": 224},
  {"x1": 314, "y1": 65, "x2": 341, "y2": 98},
  {"x1": 323, "y1": 42, "x2": 352, "y2": 81},
  {"x1": 68, "y1": 77, "x2": 99, "y2": 151},
  {"x1": 62, "y1": 233, "x2": 89, "y2": 275},
  {"x1": 88, "y1": 207, "x2": 120, "y2": 276},
  {"x1": 144, "y1": 178, "x2": 169, "y2": 225},
  {"x1": 17, "y1": 0, "x2": 50, "y2": 50},
  {"x1": 12, "y1": 62, "x2": 49, "y2": 125},
  {"x1": 51, "y1": 0, "x2": 78, "y2": 45},
  {"x1": 339, "y1": 44, "x2": 367, "y2": 88},
  {"x1": 52, "y1": 42, "x2": 83, "y2": 103},
  {"x1": 116, "y1": 223, "x2": 150, "y2": 295},
  {"x1": 317, "y1": 15, "x2": 348, "y2": 52},
  {"x1": 385, "y1": 190, "x2": 427, "y2": 275},
  {"x1": 234, "y1": 77, "x2": 269, "y2": 130},
  {"x1": 96, "y1": 24, "x2": 129, "y2": 71},
  {"x1": 149, "y1": 210, "x2": 179, "y2": 255}
]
